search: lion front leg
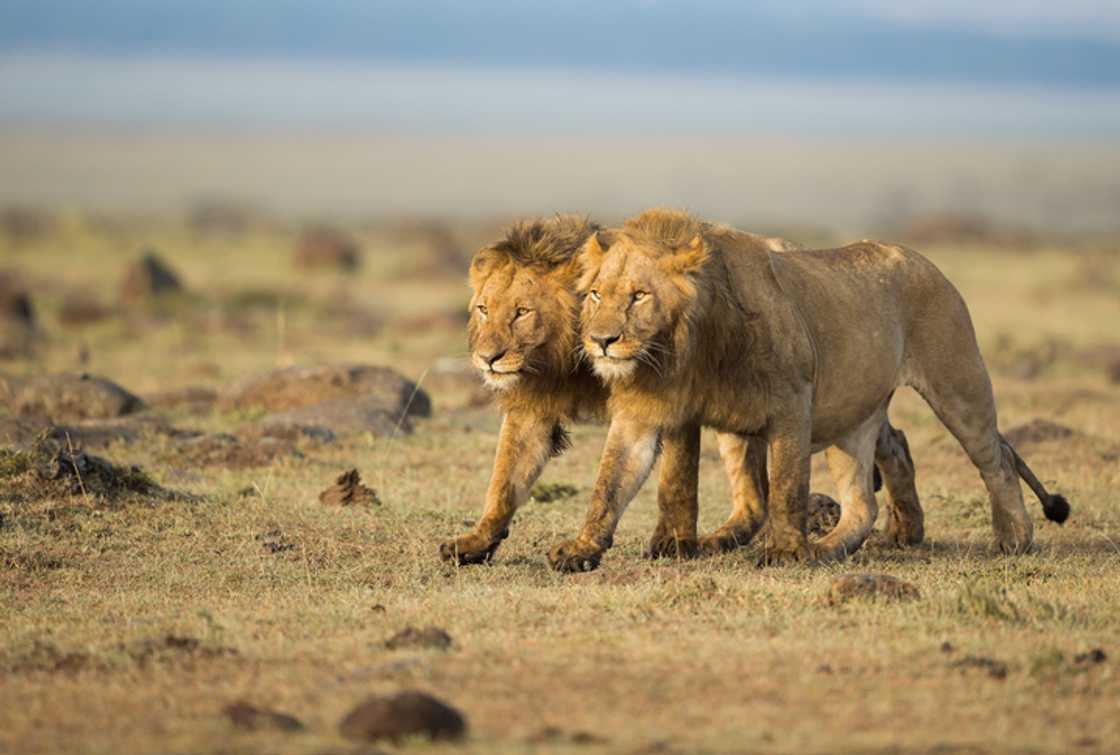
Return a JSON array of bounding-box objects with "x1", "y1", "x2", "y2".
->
[
  {"x1": 647, "y1": 423, "x2": 701, "y2": 560},
  {"x1": 440, "y1": 411, "x2": 559, "y2": 566},
  {"x1": 757, "y1": 412, "x2": 814, "y2": 567},
  {"x1": 549, "y1": 418, "x2": 661, "y2": 572}
]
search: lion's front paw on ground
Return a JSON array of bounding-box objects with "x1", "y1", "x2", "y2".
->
[
  {"x1": 645, "y1": 533, "x2": 699, "y2": 560},
  {"x1": 756, "y1": 540, "x2": 814, "y2": 567},
  {"x1": 547, "y1": 539, "x2": 604, "y2": 572},
  {"x1": 438, "y1": 529, "x2": 508, "y2": 566}
]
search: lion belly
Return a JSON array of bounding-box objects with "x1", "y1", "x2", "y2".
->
[{"x1": 768, "y1": 242, "x2": 916, "y2": 448}]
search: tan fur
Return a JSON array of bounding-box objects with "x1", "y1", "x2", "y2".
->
[
  {"x1": 548, "y1": 208, "x2": 1064, "y2": 571},
  {"x1": 443, "y1": 215, "x2": 745, "y2": 564}
]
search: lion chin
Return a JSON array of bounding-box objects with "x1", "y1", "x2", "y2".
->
[
  {"x1": 591, "y1": 357, "x2": 638, "y2": 382},
  {"x1": 482, "y1": 370, "x2": 521, "y2": 390}
]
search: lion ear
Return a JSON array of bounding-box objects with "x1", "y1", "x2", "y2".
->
[
  {"x1": 468, "y1": 248, "x2": 497, "y2": 289},
  {"x1": 661, "y1": 234, "x2": 709, "y2": 276},
  {"x1": 576, "y1": 230, "x2": 611, "y2": 292},
  {"x1": 583, "y1": 230, "x2": 611, "y2": 259}
]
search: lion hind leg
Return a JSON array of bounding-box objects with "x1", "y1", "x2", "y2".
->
[
  {"x1": 913, "y1": 357, "x2": 1033, "y2": 554},
  {"x1": 813, "y1": 413, "x2": 882, "y2": 561},
  {"x1": 875, "y1": 421, "x2": 924, "y2": 546},
  {"x1": 699, "y1": 433, "x2": 769, "y2": 555}
]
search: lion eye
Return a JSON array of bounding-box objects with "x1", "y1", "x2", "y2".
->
[
  {"x1": 589, "y1": 290, "x2": 601, "y2": 302},
  {"x1": 515, "y1": 307, "x2": 532, "y2": 318},
  {"x1": 476, "y1": 304, "x2": 488, "y2": 316},
  {"x1": 632, "y1": 291, "x2": 648, "y2": 302}
]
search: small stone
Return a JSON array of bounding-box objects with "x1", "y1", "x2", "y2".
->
[
  {"x1": 338, "y1": 691, "x2": 466, "y2": 743},
  {"x1": 224, "y1": 701, "x2": 304, "y2": 732},
  {"x1": 827, "y1": 573, "x2": 920, "y2": 605},
  {"x1": 384, "y1": 626, "x2": 452, "y2": 651}
]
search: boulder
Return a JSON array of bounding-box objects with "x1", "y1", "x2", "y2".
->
[
  {"x1": 120, "y1": 252, "x2": 183, "y2": 304},
  {"x1": 4, "y1": 373, "x2": 144, "y2": 422},
  {"x1": 220, "y1": 363, "x2": 430, "y2": 418},
  {"x1": 339, "y1": 691, "x2": 466, "y2": 743}
]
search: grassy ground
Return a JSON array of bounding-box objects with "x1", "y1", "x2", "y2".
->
[{"x1": 1, "y1": 216, "x2": 1119, "y2": 754}]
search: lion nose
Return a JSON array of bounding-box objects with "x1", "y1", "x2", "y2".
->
[
  {"x1": 480, "y1": 349, "x2": 507, "y2": 367},
  {"x1": 590, "y1": 334, "x2": 620, "y2": 355}
]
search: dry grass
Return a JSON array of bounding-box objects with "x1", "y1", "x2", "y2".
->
[{"x1": 1, "y1": 215, "x2": 1118, "y2": 754}]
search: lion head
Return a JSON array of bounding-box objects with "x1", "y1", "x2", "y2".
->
[
  {"x1": 577, "y1": 209, "x2": 713, "y2": 384},
  {"x1": 468, "y1": 215, "x2": 597, "y2": 392}
]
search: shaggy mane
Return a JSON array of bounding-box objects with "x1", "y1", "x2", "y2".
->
[
  {"x1": 621, "y1": 208, "x2": 711, "y2": 252},
  {"x1": 489, "y1": 214, "x2": 599, "y2": 268}
]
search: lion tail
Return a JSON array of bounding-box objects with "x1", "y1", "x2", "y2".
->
[{"x1": 1002, "y1": 437, "x2": 1070, "y2": 524}]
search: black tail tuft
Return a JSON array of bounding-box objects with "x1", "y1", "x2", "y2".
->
[{"x1": 1042, "y1": 494, "x2": 1070, "y2": 524}]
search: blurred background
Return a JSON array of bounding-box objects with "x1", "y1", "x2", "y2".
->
[{"x1": 1, "y1": 0, "x2": 1119, "y2": 232}]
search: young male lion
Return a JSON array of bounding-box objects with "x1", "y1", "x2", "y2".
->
[
  {"x1": 439, "y1": 215, "x2": 923, "y2": 566},
  {"x1": 547, "y1": 208, "x2": 1068, "y2": 572}
]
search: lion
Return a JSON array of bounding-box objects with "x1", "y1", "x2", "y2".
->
[
  {"x1": 547, "y1": 208, "x2": 1068, "y2": 571},
  {"x1": 439, "y1": 214, "x2": 924, "y2": 566}
]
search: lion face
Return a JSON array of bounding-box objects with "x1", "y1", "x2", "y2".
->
[
  {"x1": 578, "y1": 231, "x2": 708, "y2": 383},
  {"x1": 468, "y1": 255, "x2": 579, "y2": 391}
]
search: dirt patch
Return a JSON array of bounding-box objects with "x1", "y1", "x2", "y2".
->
[
  {"x1": 827, "y1": 573, "x2": 921, "y2": 605},
  {"x1": 1004, "y1": 418, "x2": 1076, "y2": 446},
  {"x1": 4, "y1": 372, "x2": 144, "y2": 422},
  {"x1": 120, "y1": 251, "x2": 184, "y2": 304},
  {"x1": 338, "y1": 691, "x2": 466, "y2": 743},
  {"x1": 171, "y1": 432, "x2": 303, "y2": 469},
  {"x1": 2, "y1": 634, "x2": 237, "y2": 674},
  {"x1": 223, "y1": 701, "x2": 304, "y2": 732},
  {"x1": 293, "y1": 227, "x2": 361, "y2": 271},
  {"x1": 384, "y1": 626, "x2": 453, "y2": 651},
  {"x1": 319, "y1": 469, "x2": 381, "y2": 506}
]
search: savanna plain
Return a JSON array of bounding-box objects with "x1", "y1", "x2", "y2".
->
[{"x1": 1, "y1": 204, "x2": 1119, "y2": 755}]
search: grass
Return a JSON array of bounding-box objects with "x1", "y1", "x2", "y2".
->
[{"x1": 1, "y1": 215, "x2": 1118, "y2": 754}]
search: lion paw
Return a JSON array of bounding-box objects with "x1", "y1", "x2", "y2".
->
[
  {"x1": 646, "y1": 533, "x2": 699, "y2": 560},
  {"x1": 756, "y1": 539, "x2": 813, "y2": 567},
  {"x1": 547, "y1": 538, "x2": 604, "y2": 573},
  {"x1": 698, "y1": 524, "x2": 760, "y2": 556},
  {"x1": 439, "y1": 528, "x2": 509, "y2": 566}
]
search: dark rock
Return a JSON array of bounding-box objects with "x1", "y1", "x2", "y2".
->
[
  {"x1": 338, "y1": 691, "x2": 466, "y2": 743},
  {"x1": 4, "y1": 372, "x2": 143, "y2": 422},
  {"x1": 807, "y1": 493, "x2": 841, "y2": 537},
  {"x1": 384, "y1": 626, "x2": 452, "y2": 651},
  {"x1": 1004, "y1": 419, "x2": 1076, "y2": 446},
  {"x1": 224, "y1": 701, "x2": 304, "y2": 732},
  {"x1": 827, "y1": 573, "x2": 921, "y2": 605},
  {"x1": 120, "y1": 251, "x2": 184, "y2": 303},
  {"x1": 319, "y1": 469, "x2": 381, "y2": 506},
  {"x1": 293, "y1": 228, "x2": 361, "y2": 272},
  {"x1": 951, "y1": 655, "x2": 1008, "y2": 680},
  {"x1": 257, "y1": 397, "x2": 405, "y2": 439},
  {"x1": 219, "y1": 363, "x2": 430, "y2": 418}
]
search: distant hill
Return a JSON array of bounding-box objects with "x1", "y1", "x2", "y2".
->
[{"x1": 1, "y1": 0, "x2": 1118, "y2": 88}]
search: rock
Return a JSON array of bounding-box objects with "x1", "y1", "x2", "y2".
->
[
  {"x1": 257, "y1": 396, "x2": 408, "y2": 439},
  {"x1": 4, "y1": 373, "x2": 144, "y2": 422},
  {"x1": 339, "y1": 691, "x2": 466, "y2": 743},
  {"x1": 951, "y1": 655, "x2": 1008, "y2": 680},
  {"x1": 806, "y1": 493, "x2": 841, "y2": 537},
  {"x1": 120, "y1": 251, "x2": 184, "y2": 303},
  {"x1": 219, "y1": 364, "x2": 430, "y2": 417},
  {"x1": 423, "y1": 358, "x2": 491, "y2": 410},
  {"x1": 223, "y1": 701, "x2": 304, "y2": 732},
  {"x1": 319, "y1": 469, "x2": 381, "y2": 506},
  {"x1": 0, "y1": 272, "x2": 37, "y2": 358},
  {"x1": 293, "y1": 228, "x2": 361, "y2": 271},
  {"x1": 1004, "y1": 418, "x2": 1076, "y2": 446},
  {"x1": 143, "y1": 385, "x2": 217, "y2": 413},
  {"x1": 384, "y1": 626, "x2": 452, "y2": 651},
  {"x1": 827, "y1": 573, "x2": 920, "y2": 605}
]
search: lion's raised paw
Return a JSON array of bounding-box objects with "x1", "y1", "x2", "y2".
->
[{"x1": 439, "y1": 528, "x2": 508, "y2": 566}]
